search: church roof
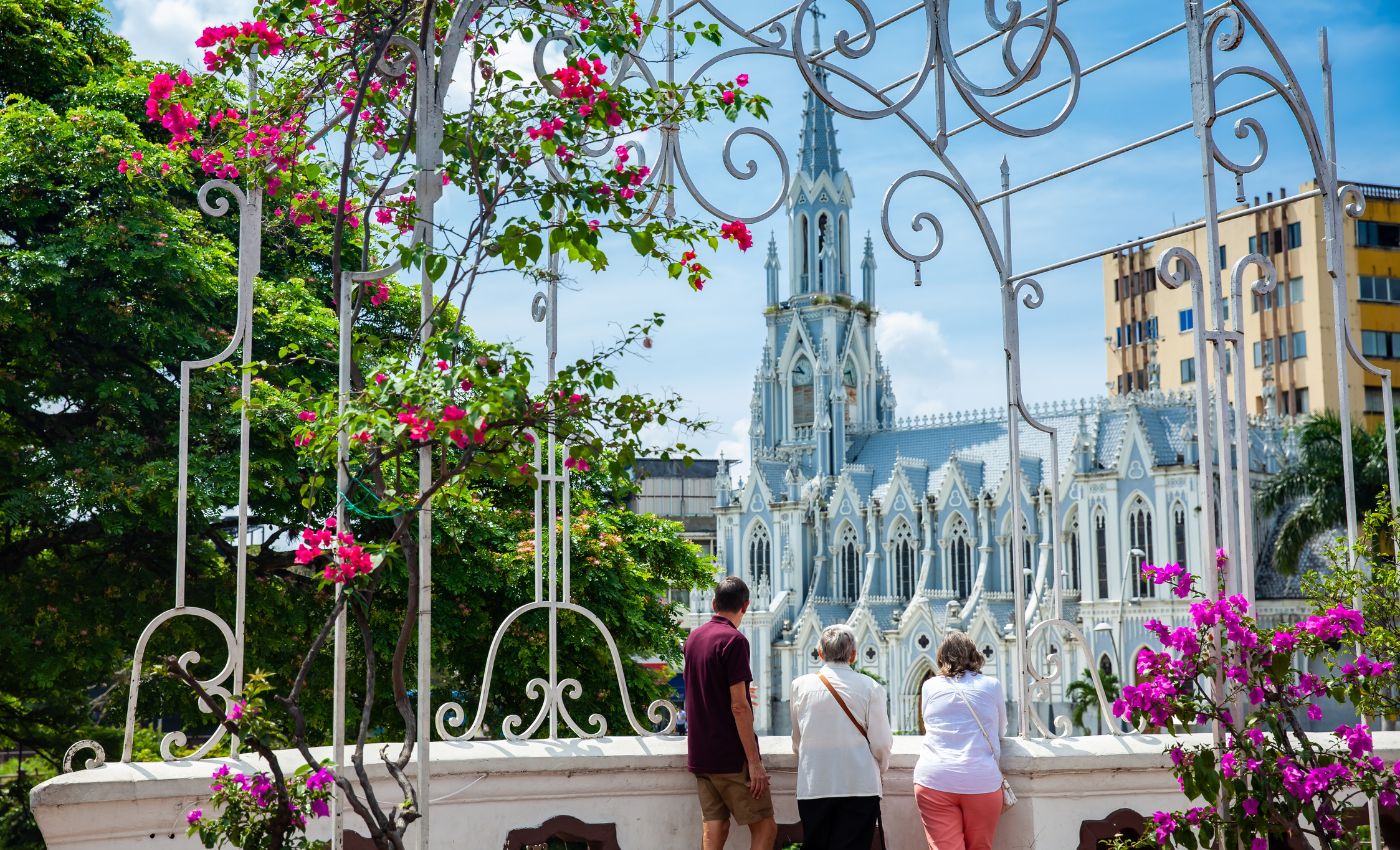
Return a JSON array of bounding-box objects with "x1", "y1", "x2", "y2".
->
[{"x1": 844, "y1": 394, "x2": 1201, "y2": 501}]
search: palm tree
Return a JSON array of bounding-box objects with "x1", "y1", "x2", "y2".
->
[
  {"x1": 1066, "y1": 668, "x2": 1121, "y2": 736},
  {"x1": 1256, "y1": 412, "x2": 1391, "y2": 573}
]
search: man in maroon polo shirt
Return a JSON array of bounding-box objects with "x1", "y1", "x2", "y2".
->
[{"x1": 683, "y1": 576, "x2": 776, "y2": 849}]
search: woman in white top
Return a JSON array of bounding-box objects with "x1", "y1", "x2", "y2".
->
[
  {"x1": 790, "y1": 624, "x2": 894, "y2": 850},
  {"x1": 913, "y1": 632, "x2": 1007, "y2": 850}
]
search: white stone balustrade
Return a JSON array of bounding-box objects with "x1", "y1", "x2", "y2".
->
[{"x1": 32, "y1": 732, "x2": 1400, "y2": 849}]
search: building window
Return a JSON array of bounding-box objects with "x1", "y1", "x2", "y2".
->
[
  {"x1": 1291, "y1": 331, "x2": 1307, "y2": 359},
  {"x1": 1287, "y1": 222, "x2": 1302, "y2": 250},
  {"x1": 1094, "y1": 511, "x2": 1109, "y2": 600},
  {"x1": 950, "y1": 520, "x2": 974, "y2": 599},
  {"x1": 747, "y1": 524, "x2": 771, "y2": 589},
  {"x1": 837, "y1": 523, "x2": 860, "y2": 602},
  {"x1": 1358, "y1": 220, "x2": 1400, "y2": 249},
  {"x1": 1289, "y1": 276, "x2": 1304, "y2": 303},
  {"x1": 1359, "y1": 275, "x2": 1400, "y2": 303},
  {"x1": 1252, "y1": 289, "x2": 1276, "y2": 313},
  {"x1": 1173, "y1": 503, "x2": 1188, "y2": 568},
  {"x1": 842, "y1": 362, "x2": 858, "y2": 424},
  {"x1": 1253, "y1": 340, "x2": 1274, "y2": 368},
  {"x1": 1179, "y1": 308, "x2": 1194, "y2": 333},
  {"x1": 1066, "y1": 515, "x2": 1081, "y2": 592},
  {"x1": 1128, "y1": 497, "x2": 1155, "y2": 599},
  {"x1": 1365, "y1": 386, "x2": 1387, "y2": 414},
  {"x1": 1295, "y1": 387, "x2": 1309, "y2": 413},
  {"x1": 1219, "y1": 244, "x2": 1227, "y2": 270},
  {"x1": 1180, "y1": 357, "x2": 1196, "y2": 384},
  {"x1": 792, "y1": 356, "x2": 814, "y2": 426},
  {"x1": 1248, "y1": 233, "x2": 1271, "y2": 255},
  {"x1": 1361, "y1": 330, "x2": 1400, "y2": 360},
  {"x1": 892, "y1": 521, "x2": 917, "y2": 599}
]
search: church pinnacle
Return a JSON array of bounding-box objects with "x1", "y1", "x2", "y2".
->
[{"x1": 798, "y1": 3, "x2": 840, "y2": 178}]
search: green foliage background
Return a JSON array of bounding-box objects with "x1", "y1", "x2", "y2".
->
[{"x1": 0, "y1": 1, "x2": 714, "y2": 843}]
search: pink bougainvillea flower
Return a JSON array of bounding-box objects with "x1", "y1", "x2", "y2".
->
[
  {"x1": 736, "y1": 73, "x2": 749, "y2": 87},
  {"x1": 721, "y1": 220, "x2": 754, "y2": 251},
  {"x1": 721, "y1": 90, "x2": 735, "y2": 105},
  {"x1": 187, "y1": 809, "x2": 203, "y2": 825},
  {"x1": 298, "y1": 410, "x2": 317, "y2": 422}
]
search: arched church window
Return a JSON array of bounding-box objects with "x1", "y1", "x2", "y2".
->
[
  {"x1": 1128, "y1": 496, "x2": 1155, "y2": 598},
  {"x1": 892, "y1": 521, "x2": 916, "y2": 599},
  {"x1": 837, "y1": 523, "x2": 860, "y2": 602},
  {"x1": 747, "y1": 524, "x2": 771, "y2": 588},
  {"x1": 800, "y1": 214, "x2": 810, "y2": 280},
  {"x1": 1173, "y1": 502, "x2": 1188, "y2": 568},
  {"x1": 792, "y1": 357, "x2": 814, "y2": 427},
  {"x1": 842, "y1": 362, "x2": 858, "y2": 424},
  {"x1": 817, "y1": 213, "x2": 830, "y2": 255},
  {"x1": 1066, "y1": 512, "x2": 1081, "y2": 592},
  {"x1": 949, "y1": 519, "x2": 973, "y2": 599},
  {"x1": 1022, "y1": 532, "x2": 1034, "y2": 596},
  {"x1": 1094, "y1": 510, "x2": 1108, "y2": 599}
]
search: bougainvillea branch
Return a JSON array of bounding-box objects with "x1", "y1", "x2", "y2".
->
[{"x1": 125, "y1": 1, "x2": 769, "y2": 848}]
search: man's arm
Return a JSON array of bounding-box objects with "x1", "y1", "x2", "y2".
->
[{"x1": 730, "y1": 680, "x2": 769, "y2": 798}]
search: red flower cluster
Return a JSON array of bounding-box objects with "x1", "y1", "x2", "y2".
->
[
  {"x1": 295, "y1": 517, "x2": 374, "y2": 583},
  {"x1": 553, "y1": 57, "x2": 622, "y2": 127},
  {"x1": 196, "y1": 21, "x2": 286, "y2": 72},
  {"x1": 721, "y1": 220, "x2": 753, "y2": 251}
]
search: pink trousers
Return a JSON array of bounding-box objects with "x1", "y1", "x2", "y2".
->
[{"x1": 914, "y1": 785, "x2": 1002, "y2": 850}]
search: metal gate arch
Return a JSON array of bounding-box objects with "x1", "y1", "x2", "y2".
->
[{"x1": 62, "y1": 1, "x2": 1398, "y2": 849}]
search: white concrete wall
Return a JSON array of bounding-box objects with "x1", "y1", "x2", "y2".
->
[{"x1": 32, "y1": 733, "x2": 1400, "y2": 850}]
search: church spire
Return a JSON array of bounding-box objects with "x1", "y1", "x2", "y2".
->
[{"x1": 799, "y1": 3, "x2": 839, "y2": 178}]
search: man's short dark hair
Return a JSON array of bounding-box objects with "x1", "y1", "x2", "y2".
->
[{"x1": 713, "y1": 576, "x2": 749, "y2": 613}]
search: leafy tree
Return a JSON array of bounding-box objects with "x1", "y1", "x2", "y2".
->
[
  {"x1": 1065, "y1": 667, "x2": 1120, "y2": 736},
  {"x1": 1256, "y1": 412, "x2": 1391, "y2": 573},
  {"x1": 3, "y1": 0, "x2": 766, "y2": 846}
]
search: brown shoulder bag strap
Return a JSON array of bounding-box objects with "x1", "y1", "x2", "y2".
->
[{"x1": 817, "y1": 673, "x2": 867, "y2": 740}]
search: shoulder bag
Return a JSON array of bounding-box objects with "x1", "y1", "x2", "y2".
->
[
  {"x1": 951, "y1": 682, "x2": 1017, "y2": 812},
  {"x1": 817, "y1": 673, "x2": 887, "y2": 850}
]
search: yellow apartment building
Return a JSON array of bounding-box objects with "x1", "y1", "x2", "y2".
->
[{"x1": 1103, "y1": 181, "x2": 1400, "y2": 424}]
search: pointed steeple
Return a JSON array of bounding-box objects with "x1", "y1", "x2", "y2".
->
[
  {"x1": 765, "y1": 232, "x2": 781, "y2": 306},
  {"x1": 861, "y1": 232, "x2": 877, "y2": 304},
  {"x1": 798, "y1": 3, "x2": 840, "y2": 178}
]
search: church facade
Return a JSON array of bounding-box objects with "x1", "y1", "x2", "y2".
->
[{"x1": 696, "y1": 68, "x2": 1305, "y2": 736}]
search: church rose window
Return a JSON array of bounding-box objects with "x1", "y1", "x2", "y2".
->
[
  {"x1": 748, "y1": 524, "x2": 771, "y2": 589},
  {"x1": 837, "y1": 523, "x2": 860, "y2": 601}
]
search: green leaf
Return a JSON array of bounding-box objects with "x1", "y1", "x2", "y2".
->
[{"x1": 426, "y1": 254, "x2": 448, "y2": 282}]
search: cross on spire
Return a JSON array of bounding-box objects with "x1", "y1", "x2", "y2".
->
[{"x1": 810, "y1": 1, "x2": 825, "y2": 53}]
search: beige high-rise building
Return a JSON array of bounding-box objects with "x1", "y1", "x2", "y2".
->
[{"x1": 1103, "y1": 181, "x2": 1400, "y2": 425}]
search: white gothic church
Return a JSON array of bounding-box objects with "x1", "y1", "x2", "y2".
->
[{"x1": 690, "y1": 63, "x2": 1306, "y2": 736}]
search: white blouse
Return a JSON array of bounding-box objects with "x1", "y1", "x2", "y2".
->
[
  {"x1": 789, "y1": 663, "x2": 894, "y2": 799},
  {"x1": 912, "y1": 672, "x2": 1007, "y2": 795}
]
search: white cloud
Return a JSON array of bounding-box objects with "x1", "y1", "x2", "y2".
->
[
  {"x1": 875, "y1": 309, "x2": 1004, "y2": 417},
  {"x1": 714, "y1": 418, "x2": 750, "y2": 484},
  {"x1": 113, "y1": 0, "x2": 255, "y2": 66}
]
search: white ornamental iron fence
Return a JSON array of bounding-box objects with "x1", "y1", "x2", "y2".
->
[{"x1": 60, "y1": 2, "x2": 1398, "y2": 850}]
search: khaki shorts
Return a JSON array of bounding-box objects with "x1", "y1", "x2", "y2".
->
[{"x1": 695, "y1": 768, "x2": 774, "y2": 826}]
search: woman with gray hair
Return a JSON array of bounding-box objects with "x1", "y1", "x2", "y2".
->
[
  {"x1": 789, "y1": 624, "x2": 894, "y2": 850},
  {"x1": 913, "y1": 631, "x2": 1007, "y2": 850}
]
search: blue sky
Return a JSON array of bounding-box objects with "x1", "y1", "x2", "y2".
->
[{"x1": 110, "y1": 0, "x2": 1400, "y2": 478}]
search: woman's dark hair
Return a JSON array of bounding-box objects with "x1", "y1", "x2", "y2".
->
[
  {"x1": 937, "y1": 632, "x2": 984, "y2": 678},
  {"x1": 713, "y1": 576, "x2": 750, "y2": 614}
]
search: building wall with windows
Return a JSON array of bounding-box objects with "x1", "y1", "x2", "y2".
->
[{"x1": 1102, "y1": 181, "x2": 1400, "y2": 424}]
